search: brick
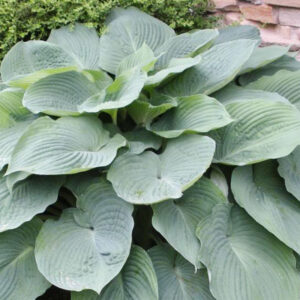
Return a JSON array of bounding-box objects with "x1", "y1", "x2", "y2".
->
[
  {"x1": 221, "y1": 4, "x2": 241, "y2": 12},
  {"x1": 240, "y1": 3, "x2": 279, "y2": 24},
  {"x1": 279, "y1": 7, "x2": 300, "y2": 27},
  {"x1": 264, "y1": 0, "x2": 300, "y2": 8},
  {"x1": 212, "y1": 0, "x2": 237, "y2": 9}
]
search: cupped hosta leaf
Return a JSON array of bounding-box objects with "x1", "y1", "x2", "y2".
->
[
  {"x1": 0, "y1": 41, "x2": 78, "y2": 88},
  {"x1": 123, "y1": 128, "x2": 162, "y2": 154},
  {"x1": 99, "y1": 7, "x2": 175, "y2": 74},
  {"x1": 154, "y1": 29, "x2": 218, "y2": 70},
  {"x1": 148, "y1": 244, "x2": 214, "y2": 300},
  {"x1": 149, "y1": 94, "x2": 232, "y2": 138},
  {"x1": 196, "y1": 203, "x2": 300, "y2": 300},
  {"x1": 161, "y1": 39, "x2": 257, "y2": 97},
  {"x1": 35, "y1": 177, "x2": 134, "y2": 293},
  {"x1": 128, "y1": 93, "x2": 177, "y2": 125},
  {"x1": 146, "y1": 54, "x2": 202, "y2": 86},
  {"x1": 152, "y1": 177, "x2": 227, "y2": 267},
  {"x1": 232, "y1": 161, "x2": 300, "y2": 254},
  {"x1": 0, "y1": 172, "x2": 63, "y2": 231},
  {"x1": 107, "y1": 134, "x2": 215, "y2": 204},
  {"x1": 209, "y1": 85, "x2": 300, "y2": 165},
  {"x1": 246, "y1": 70, "x2": 300, "y2": 110},
  {"x1": 278, "y1": 146, "x2": 300, "y2": 200},
  {"x1": 214, "y1": 25, "x2": 260, "y2": 45},
  {"x1": 23, "y1": 70, "x2": 112, "y2": 116},
  {"x1": 72, "y1": 245, "x2": 158, "y2": 300},
  {"x1": 78, "y1": 68, "x2": 146, "y2": 113},
  {"x1": 0, "y1": 218, "x2": 50, "y2": 300},
  {"x1": 0, "y1": 88, "x2": 36, "y2": 170},
  {"x1": 239, "y1": 54, "x2": 300, "y2": 85},
  {"x1": 7, "y1": 116, "x2": 126, "y2": 175},
  {"x1": 48, "y1": 23, "x2": 100, "y2": 70},
  {"x1": 239, "y1": 45, "x2": 289, "y2": 75},
  {"x1": 117, "y1": 43, "x2": 157, "y2": 75}
]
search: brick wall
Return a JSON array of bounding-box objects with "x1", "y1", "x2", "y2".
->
[{"x1": 212, "y1": 0, "x2": 300, "y2": 59}]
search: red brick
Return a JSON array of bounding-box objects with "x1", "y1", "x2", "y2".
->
[
  {"x1": 279, "y1": 7, "x2": 300, "y2": 27},
  {"x1": 264, "y1": 0, "x2": 300, "y2": 8},
  {"x1": 212, "y1": 0, "x2": 238, "y2": 9},
  {"x1": 240, "y1": 3, "x2": 279, "y2": 24}
]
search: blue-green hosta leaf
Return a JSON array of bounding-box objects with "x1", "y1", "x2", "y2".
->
[
  {"x1": 5, "y1": 171, "x2": 31, "y2": 192},
  {"x1": 0, "y1": 218, "x2": 50, "y2": 300},
  {"x1": 99, "y1": 7, "x2": 175, "y2": 74},
  {"x1": 152, "y1": 177, "x2": 227, "y2": 267},
  {"x1": 148, "y1": 244, "x2": 214, "y2": 300},
  {"x1": 78, "y1": 68, "x2": 146, "y2": 113},
  {"x1": 232, "y1": 161, "x2": 300, "y2": 254},
  {"x1": 239, "y1": 54, "x2": 300, "y2": 85},
  {"x1": 146, "y1": 55, "x2": 202, "y2": 86},
  {"x1": 107, "y1": 135, "x2": 215, "y2": 204},
  {"x1": 23, "y1": 70, "x2": 112, "y2": 116},
  {"x1": 210, "y1": 165, "x2": 228, "y2": 198},
  {"x1": 161, "y1": 39, "x2": 257, "y2": 97},
  {"x1": 117, "y1": 43, "x2": 157, "y2": 75},
  {"x1": 154, "y1": 29, "x2": 218, "y2": 70},
  {"x1": 7, "y1": 116, "x2": 126, "y2": 175},
  {"x1": 246, "y1": 70, "x2": 300, "y2": 110},
  {"x1": 214, "y1": 25, "x2": 261, "y2": 45},
  {"x1": 123, "y1": 128, "x2": 162, "y2": 154},
  {"x1": 278, "y1": 146, "x2": 300, "y2": 200},
  {"x1": 149, "y1": 94, "x2": 232, "y2": 138},
  {"x1": 212, "y1": 83, "x2": 290, "y2": 105},
  {"x1": 197, "y1": 203, "x2": 300, "y2": 300},
  {"x1": 239, "y1": 45, "x2": 289, "y2": 75},
  {"x1": 48, "y1": 23, "x2": 100, "y2": 70},
  {"x1": 35, "y1": 177, "x2": 134, "y2": 293},
  {"x1": 209, "y1": 86, "x2": 300, "y2": 165},
  {"x1": 128, "y1": 93, "x2": 177, "y2": 125},
  {"x1": 72, "y1": 245, "x2": 158, "y2": 300},
  {"x1": 0, "y1": 41, "x2": 78, "y2": 88},
  {"x1": 0, "y1": 88, "x2": 35, "y2": 170},
  {"x1": 0, "y1": 172, "x2": 63, "y2": 231}
]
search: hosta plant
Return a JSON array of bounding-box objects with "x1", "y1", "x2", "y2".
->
[{"x1": 1, "y1": 6, "x2": 300, "y2": 300}]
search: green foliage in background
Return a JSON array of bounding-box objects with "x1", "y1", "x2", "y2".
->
[{"x1": 0, "y1": 0, "x2": 217, "y2": 61}]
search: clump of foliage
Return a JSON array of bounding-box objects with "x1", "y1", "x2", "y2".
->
[
  {"x1": 1, "y1": 6, "x2": 300, "y2": 300},
  {"x1": 0, "y1": 0, "x2": 217, "y2": 62}
]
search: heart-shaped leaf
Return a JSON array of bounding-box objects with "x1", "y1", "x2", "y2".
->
[
  {"x1": 23, "y1": 70, "x2": 112, "y2": 116},
  {"x1": 35, "y1": 176, "x2": 134, "y2": 293},
  {"x1": 7, "y1": 116, "x2": 126, "y2": 175},
  {"x1": 99, "y1": 7, "x2": 175, "y2": 74},
  {"x1": 152, "y1": 176, "x2": 227, "y2": 267},
  {"x1": 107, "y1": 134, "x2": 215, "y2": 204},
  {"x1": 149, "y1": 94, "x2": 232, "y2": 138},
  {"x1": 197, "y1": 203, "x2": 300, "y2": 300},
  {"x1": 209, "y1": 85, "x2": 300, "y2": 165}
]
